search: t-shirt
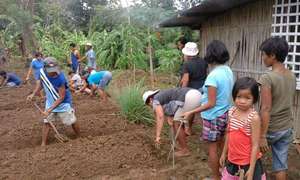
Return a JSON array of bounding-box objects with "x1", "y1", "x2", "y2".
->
[
  {"x1": 86, "y1": 49, "x2": 96, "y2": 68},
  {"x1": 7, "y1": 73, "x2": 21, "y2": 85},
  {"x1": 201, "y1": 65, "x2": 234, "y2": 120},
  {"x1": 152, "y1": 87, "x2": 191, "y2": 108},
  {"x1": 87, "y1": 71, "x2": 108, "y2": 85},
  {"x1": 259, "y1": 71, "x2": 296, "y2": 133},
  {"x1": 182, "y1": 57, "x2": 208, "y2": 89},
  {"x1": 43, "y1": 72, "x2": 72, "y2": 112},
  {"x1": 31, "y1": 58, "x2": 44, "y2": 80},
  {"x1": 71, "y1": 74, "x2": 83, "y2": 87}
]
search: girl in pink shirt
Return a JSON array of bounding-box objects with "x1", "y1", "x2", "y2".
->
[{"x1": 220, "y1": 77, "x2": 266, "y2": 180}]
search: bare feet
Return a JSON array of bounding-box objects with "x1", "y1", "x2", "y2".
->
[
  {"x1": 184, "y1": 127, "x2": 192, "y2": 136},
  {"x1": 174, "y1": 149, "x2": 190, "y2": 157},
  {"x1": 41, "y1": 143, "x2": 46, "y2": 152},
  {"x1": 167, "y1": 118, "x2": 173, "y2": 126}
]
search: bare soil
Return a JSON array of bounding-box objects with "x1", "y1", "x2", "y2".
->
[{"x1": 0, "y1": 69, "x2": 299, "y2": 180}]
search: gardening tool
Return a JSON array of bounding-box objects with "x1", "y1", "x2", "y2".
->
[
  {"x1": 233, "y1": 168, "x2": 245, "y2": 180},
  {"x1": 33, "y1": 102, "x2": 69, "y2": 143},
  {"x1": 238, "y1": 169, "x2": 245, "y2": 180},
  {"x1": 167, "y1": 117, "x2": 187, "y2": 168}
]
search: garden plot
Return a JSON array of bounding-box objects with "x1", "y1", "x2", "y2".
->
[{"x1": 0, "y1": 73, "x2": 300, "y2": 179}]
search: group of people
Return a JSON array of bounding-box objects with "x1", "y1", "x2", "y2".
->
[
  {"x1": 143, "y1": 37, "x2": 295, "y2": 180},
  {"x1": 0, "y1": 34, "x2": 295, "y2": 179},
  {"x1": 0, "y1": 42, "x2": 112, "y2": 146}
]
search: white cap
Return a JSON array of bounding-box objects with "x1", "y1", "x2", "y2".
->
[
  {"x1": 142, "y1": 90, "x2": 160, "y2": 104},
  {"x1": 86, "y1": 42, "x2": 92, "y2": 46},
  {"x1": 90, "y1": 70, "x2": 96, "y2": 75},
  {"x1": 182, "y1": 42, "x2": 199, "y2": 56}
]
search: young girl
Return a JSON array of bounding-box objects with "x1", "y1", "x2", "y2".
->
[{"x1": 220, "y1": 77, "x2": 266, "y2": 180}]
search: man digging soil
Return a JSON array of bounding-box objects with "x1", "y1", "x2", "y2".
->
[{"x1": 27, "y1": 57, "x2": 80, "y2": 146}]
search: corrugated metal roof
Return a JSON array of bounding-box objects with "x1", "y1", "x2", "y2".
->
[{"x1": 159, "y1": 0, "x2": 258, "y2": 28}]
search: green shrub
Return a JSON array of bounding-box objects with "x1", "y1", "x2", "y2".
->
[
  {"x1": 155, "y1": 47, "x2": 181, "y2": 73},
  {"x1": 117, "y1": 82, "x2": 154, "y2": 126}
]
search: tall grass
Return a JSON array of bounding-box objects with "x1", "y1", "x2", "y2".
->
[{"x1": 117, "y1": 82, "x2": 154, "y2": 126}]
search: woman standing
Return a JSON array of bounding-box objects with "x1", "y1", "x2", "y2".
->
[{"x1": 183, "y1": 40, "x2": 234, "y2": 180}]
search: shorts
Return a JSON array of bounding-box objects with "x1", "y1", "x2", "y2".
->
[
  {"x1": 267, "y1": 128, "x2": 292, "y2": 172},
  {"x1": 71, "y1": 63, "x2": 79, "y2": 74},
  {"x1": 173, "y1": 89, "x2": 202, "y2": 121},
  {"x1": 6, "y1": 82, "x2": 18, "y2": 87},
  {"x1": 202, "y1": 112, "x2": 228, "y2": 142},
  {"x1": 98, "y1": 71, "x2": 112, "y2": 89},
  {"x1": 88, "y1": 60, "x2": 96, "y2": 69},
  {"x1": 45, "y1": 108, "x2": 77, "y2": 126},
  {"x1": 222, "y1": 159, "x2": 266, "y2": 180}
]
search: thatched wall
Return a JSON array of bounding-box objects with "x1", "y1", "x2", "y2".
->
[{"x1": 200, "y1": 0, "x2": 300, "y2": 140}]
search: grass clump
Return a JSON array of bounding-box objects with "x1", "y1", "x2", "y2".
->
[{"x1": 117, "y1": 82, "x2": 154, "y2": 126}]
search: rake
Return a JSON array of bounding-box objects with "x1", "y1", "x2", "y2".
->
[
  {"x1": 33, "y1": 102, "x2": 69, "y2": 143},
  {"x1": 167, "y1": 117, "x2": 187, "y2": 168}
]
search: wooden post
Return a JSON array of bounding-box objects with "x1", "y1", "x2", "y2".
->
[{"x1": 148, "y1": 28, "x2": 154, "y2": 88}]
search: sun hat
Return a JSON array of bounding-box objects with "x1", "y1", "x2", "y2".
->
[
  {"x1": 182, "y1": 42, "x2": 199, "y2": 56},
  {"x1": 44, "y1": 57, "x2": 60, "y2": 74},
  {"x1": 142, "y1": 90, "x2": 160, "y2": 104},
  {"x1": 86, "y1": 42, "x2": 92, "y2": 46}
]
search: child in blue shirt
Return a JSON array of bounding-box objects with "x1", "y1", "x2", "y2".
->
[
  {"x1": 25, "y1": 52, "x2": 44, "y2": 81},
  {"x1": 25, "y1": 51, "x2": 44, "y2": 95},
  {"x1": 183, "y1": 40, "x2": 234, "y2": 180}
]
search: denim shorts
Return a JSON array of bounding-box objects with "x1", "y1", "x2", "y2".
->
[
  {"x1": 98, "y1": 71, "x2": 112, "y2": 89},
  {"x1": 202, "y1": 112, "x2": 228, "y2": 142},
  {"x1": 267, "y1": 128, "x2": 292, "y2": 172}
]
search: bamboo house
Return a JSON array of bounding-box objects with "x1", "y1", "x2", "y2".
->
[{"x1": 160, "y1": 0, "x2": 300, "y2": 141}]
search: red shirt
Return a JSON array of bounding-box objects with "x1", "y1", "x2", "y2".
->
[{"x1": 227, "y1": 107, "x2": 262, "y2": 165}]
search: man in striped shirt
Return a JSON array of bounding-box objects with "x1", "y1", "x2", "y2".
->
[{"x1": 27, "y1": 57, "x2": 80, "y2": 146}]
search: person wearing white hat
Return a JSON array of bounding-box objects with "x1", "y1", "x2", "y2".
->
[
  {"x1": 180, "y1": 42, "x2": 207, "y2": 89},
  {"x1": 143, "y1": 87, "x2": 201, "y2": 157},
  {"x1": 179, "y1": 42, "x2": 208, "y2": 135},
  {"x1": 80, "y1": 42, "x2": 97, "y2": 70}
]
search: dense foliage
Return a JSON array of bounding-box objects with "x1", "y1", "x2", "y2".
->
[
  {"x1": 0, "y1": 0, "x2": 199, "y2": 72},
  {"x1": 0, "y1": 0, "x2": 200, "y2": 125}
]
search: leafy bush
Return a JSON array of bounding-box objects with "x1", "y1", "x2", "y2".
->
[
  {"x1": 155, "y1": 47, "x2": 181, "y2": 73},
  {"x1": 98, "y1": 24, "x2": 149, "y2": 70},
  {"x1": 117, "y1": 82, "x2": 154, "y2": 126}
]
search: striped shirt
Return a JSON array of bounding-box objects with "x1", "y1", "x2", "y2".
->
[{"x1": 228, "y1": 106, "x2": 256, "y2": 136}]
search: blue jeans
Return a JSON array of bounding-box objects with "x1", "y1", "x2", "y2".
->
[{"x1": 267, "y1": 128, "x2": 292, "y2": 172}]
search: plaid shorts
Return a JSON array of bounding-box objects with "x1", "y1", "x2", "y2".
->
[{"x1": 202, "y1": 112, "x2": 228, "y2": 142}]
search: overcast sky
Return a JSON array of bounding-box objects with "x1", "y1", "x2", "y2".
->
[{"x1": 120, "y1": 0, "x2": 135, "y2": 7}]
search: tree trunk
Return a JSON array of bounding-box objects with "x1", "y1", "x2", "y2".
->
[{"x1": 19, "y1": 0, "x2": 37, "y2": 59}]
